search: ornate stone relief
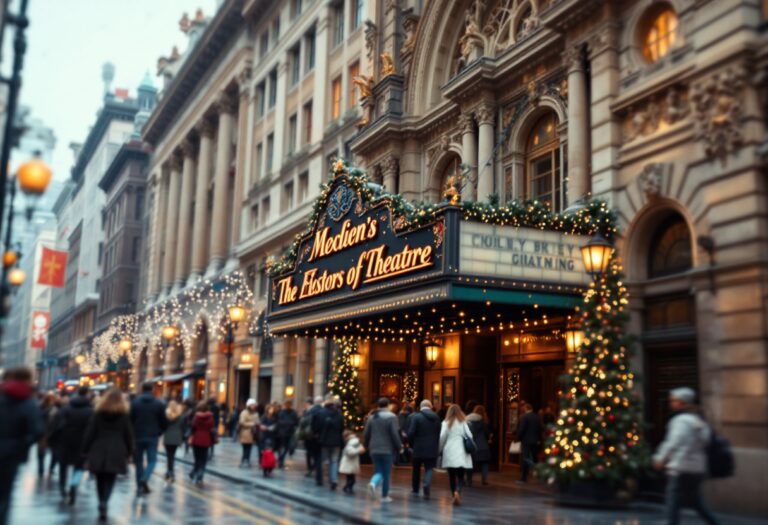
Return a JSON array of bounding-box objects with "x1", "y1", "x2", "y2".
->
[
  {"x1": 426, "y1": 132, "x2": 461, "y2": 168},
  {"x1": 690, "y1": 67, "x2": 745, "y2": 163},
  {"x1": 400, "y1": 8, "x2": 419, "y2": 56},
  {"x1": 483, "y1": 0, "x2": 542, "y2": 55},
  {"x1": 637, "y1": 162, "x2": 671, "y2": 200},
  {"x1": 622, "y1": 86, "x2": 689, "y2": 143},
  {"x1": 501, "y1": 77, "x2": 568, "y2": 149}
]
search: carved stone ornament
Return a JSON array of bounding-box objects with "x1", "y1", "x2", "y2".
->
[
  {"x1": 381, "y1": 155, "x2": 399, "y2": 175},
  {"x1": 401, "y1": 9, "x2": 420, "y2": 56},
  {"x1": 380, "y1": 52, "x2": 396, "y2": 77},
  {"x1": 527, "y1": 79, "x2": 541, "y2": 106},
  {"x1": 352, "y1": 74, "x2": 375, "y2": 100},
  {"x1": 197, "y1": 118, "x2": 215, "y2": 138},
  {"x1": 623, "y1": 86, "x2": 689, "y2": 143},
  {"x1": 181, "y1": 139, "x2": 196, "y2": 158},
  {"x1": 564, "y1": 44, "x2": 583, "y2": 73},
  {"x1": 459, "y1": 113, "x2": 475, "y2": 134},
  {"x1": 690, "y1": 67, "x2": 745, "y2": 163},
  {"x1": 385, "y1": 0, "x2": 399, "y2": 13},
  {"x1": 475, "y1": 104, "x2": 495, "y2": 126},
  {"x1": 637, "y1": 162, "x2": 670, "y2": 199},
  {"x1": 426, "y1": 134, "x2": 452, "y2": 167},
  {"x1": 215, "y1": 93, "x2": 238, "y2": 115}
]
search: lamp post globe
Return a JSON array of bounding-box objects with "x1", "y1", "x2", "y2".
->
[
  {"x1": 228, "y1": 305, "x2": 246, "y2": 323},
  {"x1": 580, "y1": 233, "x2": 614, "y2": 277},
  {"x1": 2, "y1": 251, "x2": 17, "y2": 268},
  {"x1": 162, "y1": 325, "x2": 177, "y2": 340},
  {"x1": 17, "y1": 159, "x2": 52, "y2": 195},
  {"x1": 7, "y1": 267, "x2": 25, "y2": 286},
  {"x1": 118, "y1": 338, "x2": 132, "y2": 352}
]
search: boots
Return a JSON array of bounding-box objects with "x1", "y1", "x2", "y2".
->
[
  {"x1": 67, "y1": 486, "x2": 76, "y2": 506},
  {"x1": 98, "y1": 504, "x2": 107, "y2": 522}
]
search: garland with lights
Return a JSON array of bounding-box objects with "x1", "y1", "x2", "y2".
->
[
  {"x1": 539, "y1": 260, "x2": 649, "y2": 489},
  {"x1": 403, "y1": 371, "x2": 418, "y2": 406},
  {"x1": 326, "y1": 337, "x2": 365, "y2": 431}
]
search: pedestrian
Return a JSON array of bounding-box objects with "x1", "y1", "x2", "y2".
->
[
  {"x1": 207, "y1": 398, "x2": 220, "y2": 459},
  {"x1": 407, "y1": 399, "x2": 441, "y2": 499},
  {"x1": 313, "y1": 396, "x2": 344, "y2": 489},
  {"x1": 339, "y1": 430, "x2": 364, "y2": 494},
  {"x1": 439, "y1": 404, "x2": 473, "y2": 506},
  {"x1": 228, "y1": 404, "x2": 240, "y2": 438},
  {"x1": 516, "y1": 402, "x2": 542, "y2": 484},
  {"x1": 364, "y1": 397, "x2": 402, "y2": 502},
  {"x1": 0, "y1": 367, "x2": 43, "y2": 525},
  {"x1": 259, "y1": 404, "x2": 278, "y2": 455},
  {"x1": 397, "y1": 403, "x2": 414, "y2": 464},
  {"x1": 189, "y1": 401, "x2": 215, "y2": 485},
  {"x1": 81, "y1": 388, "x2": 135, "y2": 522},
  {"x1": 260, "y1": 438, "x2": 277, "y2": 477},
  {"x1": 52, "y1": 385, "x2": 93, "y2": 505},
  {"x1": 276, "y1": 399, "x2": 299, "y2": 468},
  {"x1": 182, "y1": 398, "x2": 195, "y2": 456},
  {"x1": 299, "y1": 396, "x2": 322, "y2": 478},
  {"x1": 238, "y1": 399, "x2": 260, "y2": 467},
  {"x1": 36, "y1": 392, "x2": 57, "y2": 477},
  {"x1": 163, "y1": 400, "x2": 185, "y2": 482},
  {"x1": 130, "y1": 382, "x2": 168, "y2": 495},
  {"x1": 466, "y1": 405, "x2": 493, "y2": 486},
  {"x1": 653, "y1": 387, "x2": 721, "y2": 525}
]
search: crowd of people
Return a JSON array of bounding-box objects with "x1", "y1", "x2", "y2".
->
[{"x1": 0, "y1": 365, "x2": 724, "y2": 525}]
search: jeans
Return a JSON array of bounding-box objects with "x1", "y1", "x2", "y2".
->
[
  {"x1": 370, "y1": 453, "x2": 394, "y2": 497},
  {"x1": 520, "y1": 443, "x2": 537, "y2": 482},
  {"x1": 411, "y1": 458, "x2": 436, "y2": 492},
  {"x1": 241, "y1": 444, "x2": 253, "y2": 463},
  {"x1": 192, "y1": 446, "x2": 209, "y2": 481},
  {"x1": 447, "y1": 467, "x2": 466, "y2": 493},
  {"x1": 134, "y1": 438, "x2": 159, "y2": 485},
  {"x1": 468, "y1": 461, "x2": 489, "y2": 485},
  {"x1": 165, "y1": 444, "x2": 178, "y2": 478},
  {"x1": 0, "y1": 462, "x2": 19, "y2": 525},
  {"x1": 95, "y1": 472, "x2": 117, "y2": 507},
  {"x1": 316, "y1": 446, "x2": 340, "y2": 485},
  {"x1": 665, "y1": 473, "x2": 720, "y2": 525}
]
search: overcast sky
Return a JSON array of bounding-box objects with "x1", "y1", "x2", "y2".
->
[{"x1": 7, "y1": 0, "x2": 217, "y2": 181}]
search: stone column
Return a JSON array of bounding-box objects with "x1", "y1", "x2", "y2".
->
[
  {"x1": 174, "y1": 139, "x2": 196, "y2": 289},
  {"x1": 227, "y1": 76, "x2": 252, "y2": 270},
  {"x1": 399, "y1": 138, "x2": 421, "y2": 201},
  {"x1": 271, "y1": 337, "x2": 288, "y2": 403},
  {"x1": 566, "y1": 44, "x2": 589, "y2": 207},
  {"x1": 294, "y1": 338, "x2": 311, "y2": 404},
  {"x1": 162, "y1": 156, "x2": 182, "y2": 295},
  {"x1": 189, "y1": 119, "x2": 214, "y2": 285},
  {"x1": 207, "y1": 94, "x2": 236, "y2": 275},
  {"x1": 311, "y1": 6, "x2": 331, "y2": 145},
  {"x1": 381, "y1": 155, "x2": 398, "y2": 194},
  {"x1": 149, "y1": 173, "x2": 167, "y2": 299},
  {"x1": 313, "y1": 339, "x2": 328, "y2": 398},
  {"x1": 476, "y1": 104, "x2": 495, "y2": 200},
  {"x1": 459, "y1": 112, "x2": 477, "y2": 201}
]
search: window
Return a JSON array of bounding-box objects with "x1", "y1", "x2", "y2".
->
[
  {"x1": 648, "y1": 214, "x2": 692, "y2": 278},
  {"x1": 348, "y1": 62, "x2": 360, "y2": 108},
  {"x1": 352, "y1": 0, "x2": 364, "y2": 29},
  {"x1": 260, "y1": 32, "x2": 269, "y2": 57},
  {"x1": 266, "y1": 134, "x2": 274, "y2": 173},
  {"x1": 131, "y1": 236, "x2": 140, "y2": 263},
  {"x1": 298, "y1": 171, "x2": 309, "y2": 203},
  {"x1": 333, "y1": 5, "x2": 345, "y2": 46},
  {"x1": 302, "y1": 101, "x2": 313, "y2": 145},
  {"x1": 292, "y1": 0, "x2": 302, "y2": 18},
  {"x1": 97, "y1": 242, "x2": 104, "y2": 265},
  {"x1": 290, "y1": 45, "x2": 301, "y2": 86},
  {"x1": 135, "y1": 189, "x2": 144, "y2": 219},
  {"x1": 250, "y1": 203, "x2": 259, "y2": 231},
  {"x1": 271, "y1": 17, "x2": 280, "y2": 45},
  {"x1": 287, "y1": 114, "x2": 298, "y2": 154},
  {"x1": 255, "y1": 143, "x2": 263, "y2": 180},
  {"x1": 641, "y1": 6, "x2": 678, "y2": 63},
  {"x1": 331, "y1": 77, "x2": 342, "y2": 120},
  {"x1": 305, "y1": 29, "x2": 316, "y2": 72},
  {"x1": 257, "y1": 82, "x2": 266, "y2": 117},
  {"x1": 283, "y1": 181, "x2": 294, "y2": 212},
  {"x1": 268, "y1": 69, "x2": 278, "y2": 108},
  {"x1": 525, "y1": 112, "x2": 562, "y2": 212},
  {"x1": 260, "y1": 197, "x2": 271, "y2": 225}
]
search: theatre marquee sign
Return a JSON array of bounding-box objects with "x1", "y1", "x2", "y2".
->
[{"x1": 459, "y1": 222, "x2": 591, "y2": 287}]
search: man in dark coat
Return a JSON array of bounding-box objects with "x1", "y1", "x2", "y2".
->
[
  {"x1": 130, "y1": 383, "x2": 167, "y2": 495},
  {"x1": 207, "y1": 397, "x2": 220, "y2": 458},
  {"x1": 516, "y1": 402, "x2": 543, "y2": 483},
  {"x1": 300, "y1": 396, "x2": 323, "y2": 477},
  {"x1": 0, "y1": 367, "x2": 43, "y2": 525},
  {"x1": 312, "y1": 396, "x2": 344, "y2": 489},
  {"x1": 276, "y1": 399, "x2": 299, "y2": 468},
  {"x1": 52, "y1": 385, "x2": 94, "y2": 504},
  {"x1": 407, "y1": 399, "x2": 441, "y2": 499}
]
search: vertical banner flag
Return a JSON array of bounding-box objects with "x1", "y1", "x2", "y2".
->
[
  {"x1": 38, "y1": 247, "x2": 67, "y2": 287},
  {"x1": 30, "y1": 311, "x2": 50, "y2": 348}
]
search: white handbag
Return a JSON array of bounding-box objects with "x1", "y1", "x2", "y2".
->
[{"x1": 508, "y1": 441, "x2": 521, "y2": 455}]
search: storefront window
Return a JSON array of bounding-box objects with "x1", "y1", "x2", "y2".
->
[{"x1": 526, "y1": 112, "x2": 561, "y2": 211}]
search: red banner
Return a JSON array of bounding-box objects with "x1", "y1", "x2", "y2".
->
[
  {"x1": 30, "y1": 311, "x2": 50, "y2": 348},
  {"x1": 37, "y1": 247, "x2": 67, "y2": 287}
]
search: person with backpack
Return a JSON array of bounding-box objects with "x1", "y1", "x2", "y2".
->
[
  {"x1": 653, "y1": 387, "x2": 722, "y2": 525},
  {"x1": 299, "y1": 396, "x2": 323, "y2": 477}
]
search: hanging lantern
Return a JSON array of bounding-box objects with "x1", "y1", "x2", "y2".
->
[
  {"x1": 7, "y1": 268, "x2": 26, "y2": 286},
  {"x1": 162, "y1": 325, "x2": 178, "y2": 340},
  {"x1": 349, "y1": 347, "x2": 362, "y2": 369},
  {"x1": 75, "y1": 354, "x2": 86, "y2": 365},
  {"x1": 118, "y1": 338, "x2": 132, "y2": 352},
  {"x1": 228, "y1": 305, "x2": 246, "y2": 323},
  {"x1": 241, "y1": 353, "x2": 252, "y2": 364},
  {"x1": 284, "y1": 373, "x2": 295, "y2": 398},
  {"x1": 424, "y1": 338, "x2": 442, "y2": 368},
  {"x1": 3, "y1": 251, "x2": 17, "y2": 268},
  {"x1": 17, "y1": 158, "x2": 53, "y2": 195},
  {"x1": 580, "y1": 233, "x2": 614, "y2": 277},
  {"x1": 564, "y1": 327, "x2": 584, "y2": 354}
]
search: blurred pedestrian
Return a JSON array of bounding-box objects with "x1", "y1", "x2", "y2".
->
[
  {"x1": 339, "y1": 430, "x2": 364, "y2": 494},
  {"x1": 397, "y1": 403, "x2": 414, "y2": 464},
  {"x1": 52, "y1": 385, "x2": 93, "y2": 505},
  {"x1": 228, "y1": 404, "x2": 240, "y2": 438},
  {"x1": 163, "y1": 400, "x2": 185, "y2": 482},
  {"x1": 299, "y1": 396, "x2": 322, "y2": 478},
  {"x1": 364, "y1": 397, "x2": 402, "y2": 502},
  {"x1": 439, "y1": 404, "x2": 473, "y2": 506},
  {"x1": 36, "y1": 392, "x2": 58, "y2": 477},
  {"x1": 260, "y1": 438, "x2": 276, "y2": 477},
  {"x1": 189, "y1": 401, "x2": 215, "y2": 485},
  {"x1": 259, "y1": 403, "x2": 278, "y2": 454},
  {"x1": 313, "y1": 396, "x2": 344, "y2": 489},
  {"x1": 276, "y1": 399, "x2": 299, "y2": 468},
  {"x1": 130, "y1": 383, "x2": 167, "y2": 495},
  {"x1": 407, "y1": 399, "x2": 441, "y2": 499},
  {"x1": 467, "y1": 405, "x2": 493, "y2": 486},
  {"x1": 182, "y1": 399, "x2": 195, "y2": 456},
  {"x1": 82, "y1": 388, "x2": 134, "y2": 522},
  {"x1": 653, "y1": 387, "x2": 721, "y2": 525},
  {"x1": 207, "y1": 398, "x2": 220, "y2": 459},
  {"x1": 238, "y1": 399, "x2": 260, "y2": 467},
  {"x1": 516, "y1": 402, "x2": 542, "y2": 484},
  {"x1": 0, "y1": 367, "x2": 43, "y2": 525}
]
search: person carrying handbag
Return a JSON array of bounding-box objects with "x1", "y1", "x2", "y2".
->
[
  {"x1": 438, "y1": 404, "x2": 473, "y2": 506},
  {"x1": 237, "y1": 399, "x2": 260, "y2": 467}
]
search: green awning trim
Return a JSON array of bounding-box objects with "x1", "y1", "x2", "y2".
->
[{"x1": 450, "y1": 285, "x2": 581, "y2": 309}]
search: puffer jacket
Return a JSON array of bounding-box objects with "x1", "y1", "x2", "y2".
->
[
  {"x1": 439, "y1": 420, "x2": 473, "y2": 469},
  {"x1": 339, "y1": 436, "x2": 364, "y2": 474},
  {"x1": 653, "y1": 411, "x2": 710, "y2": 474},
  {"x1": 190, "y1": 412, "x2": 215, "y2": 448}
]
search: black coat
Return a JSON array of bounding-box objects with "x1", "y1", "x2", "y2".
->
[
  {"x1": 130, "y1": 393, "x2": 167, "y2": 441},
  {"x1": 82, "y1": 411, "x2": 135, "y2": 474},
  {"x1": 467, "y1": 415, "x2": 492, "y2": 463},
  {"x1": 407, "y1": 409, "x2": 441, "y2": 460},
  {"x1": 517, "y1": 411, "x2": 543, "y2": 446},
  {"x1": 276, "y1": 408, "x2": 299, "y2": 439},
  {"x1": 0, "y1": 382, "x2": 43, "y2": 463},
  {"x1": 52, "y1": 395, "x2": 94, "y2": 466},
  {"x1": 313, "y1": 405, "x2": 344, "y2": 448}
]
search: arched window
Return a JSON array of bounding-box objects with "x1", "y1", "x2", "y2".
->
[
  {"x1": 648, "y1": 214, "x2": 692, "y2": 277},
  {"x1": 526, "y1": 112, "x2": 562, "y2": 211},
  {"x1": 438, "y1": 154, "x2": 462, "y2": 200},
  {"x1": 640, "y1": 5, "x2": 678, "y2": 63}
]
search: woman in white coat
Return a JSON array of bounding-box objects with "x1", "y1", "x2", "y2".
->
[{"x1": 439, "y1": 404, "x2": 473, "y2": 505}]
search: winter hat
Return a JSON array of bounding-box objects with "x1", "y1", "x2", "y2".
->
[
  {"x1": 246, "y1": 398, "x2": 257, "y2": 407},
  {"x1": 669, "y1": 387, "x2": 696, "y2": 404}
]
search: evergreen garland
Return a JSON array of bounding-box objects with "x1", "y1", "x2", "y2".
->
[{"x1": 326, "y1": 337, "x2": 365, "y2": 431}]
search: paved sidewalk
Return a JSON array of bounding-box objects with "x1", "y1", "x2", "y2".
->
[{"x1": 166, "y1": 440, "x2": 764, "y2": 525}]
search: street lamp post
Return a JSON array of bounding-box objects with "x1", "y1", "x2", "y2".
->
[{"x1": 225, "y1": 305, "x2": 246, "y2": 409}]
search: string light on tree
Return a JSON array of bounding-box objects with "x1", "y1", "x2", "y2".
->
[{"x1": 327, "y1": 337, "x2": 365, "y2": 431}]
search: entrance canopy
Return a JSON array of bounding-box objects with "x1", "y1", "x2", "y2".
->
[{"x1": 267, "y1": 168, "x2": 597, "y2": 340}]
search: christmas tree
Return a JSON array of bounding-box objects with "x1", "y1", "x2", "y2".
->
[
  {"x1": 327, "y1": 337, "x2": 365, "y2": 431},
  {"x1": 403, "y1": 371, "x2": 418, "y2": 407},
  {"x1": 541, "y1": 260, "x2": 648, "y2": 488}
]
